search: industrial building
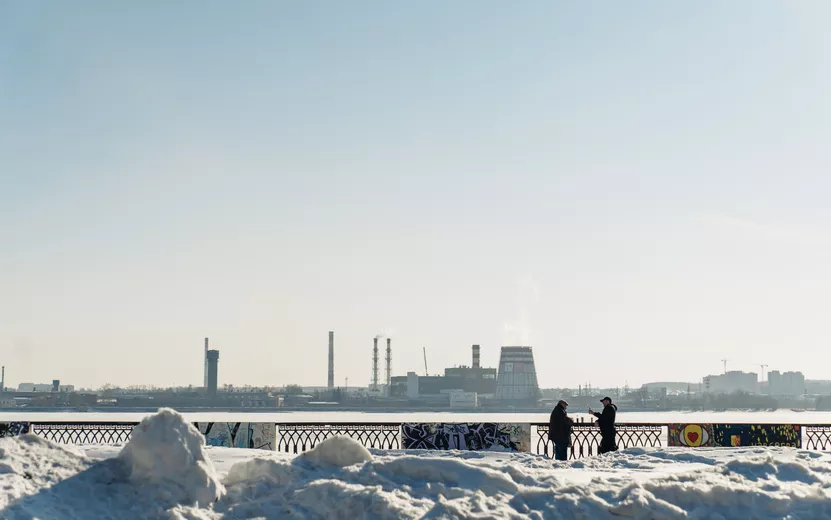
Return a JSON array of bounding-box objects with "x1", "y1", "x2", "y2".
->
[
  {"x1": 389, "y1": 345, "x2": 497, "y2": 402},
  {"x1": 494, "y1": 346, "x2": 540, "y2": 403},
  {"x1": 206, "y1": 349, "x2": 219, "y2": 397},
  {"x1": 16, "y1": 380, "x2": 74, "y2": 393}
]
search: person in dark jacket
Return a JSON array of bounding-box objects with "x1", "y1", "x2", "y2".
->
[
  {"x1": 549, "y1": 400, "x2": 574, "y2": 461},
  {"x1": 589, "y1": 396, "x2": 618, "y2": 454}
]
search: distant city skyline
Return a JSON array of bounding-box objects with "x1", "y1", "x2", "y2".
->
[{"x1": 3, "y1": 2, "x2": 831, "y2": 389}]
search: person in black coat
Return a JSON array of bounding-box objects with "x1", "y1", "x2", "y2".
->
[
  {"x1": 549, "y1": 400, "x2": 574, "y2": 461},
  {"x1": 589, "y1": 396, "x2": 618, "y2": 454}
]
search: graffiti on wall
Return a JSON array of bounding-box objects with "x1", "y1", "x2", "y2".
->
[
  {"x1": 250, "y1": 423, "x2": 276, "y2": 450},
  {"x1": 712, "y1": 424, "x2": 801, "y2": 448},
  {"x1": 193, "y1": 422, "x2": 276, "y2": 450},
  {"x1": 401, "y1": 423, "x2": 530, "y2": 452},
  {"x1": 668, "y1": 424, "x2": 715, "y2": 447},
  {"x1": 668, "y1": 424, "x2": 801, "y2": 448},
  {"x1": 0, "y1": 422, "x2": 30, "y2": 438}
]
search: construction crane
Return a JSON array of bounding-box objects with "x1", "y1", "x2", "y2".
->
[
  {"x1": 423, "y1": 347, "x2": 428, "y2": 376},
  {"x1": 721, "y1": 358, "x2": 730, "y2": 374},
  {"x1": 758, "y1": 364, "x2": 768, "y2": 382}
]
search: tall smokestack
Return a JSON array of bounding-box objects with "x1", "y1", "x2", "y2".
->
[
  {"x1": 472, "y1": 344, "x2": 480, "y2": 368},
  {"x1": 372, "y1": 337, "x2": 379, "y2": 391},
  {"x1": 1, "y1": 366, "x2": 4, "y2": 392},
  {"x1": 385, "y1": 337, "x2": 392, "y2": 388},
  {"x1": 328, "y1": 331, "x2": 335, "y2": 390},
  {"x1": 207, "y1": 350, "x2": 219, "y2": 398},
  {"x1": 204, "y1": 338, "x2": 209, "y2": 388}
]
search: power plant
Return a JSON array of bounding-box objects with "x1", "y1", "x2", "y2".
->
[
  {"x1": 494, "y1": 346, "x2": 540, "y2": 403},
  {"x1": 327, "y1": 331, "x2": 335, "y2": 390}
]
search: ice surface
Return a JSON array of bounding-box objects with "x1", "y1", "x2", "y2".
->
[{"x1": 2, "y1": 410, "x2": 831, "y2": 519}]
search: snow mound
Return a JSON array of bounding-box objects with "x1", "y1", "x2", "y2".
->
[
  {"x1": 118, "y1": 407, "x2": 224, "y2": 506},
  {"x1": 296, "y1": 435, "x2": 372, "y2": 467},
  {"x1": 0, "y1": 434, "x2": 92, "y2": 511},
  {"x1": 6, "y1": 431, "x2": 831, "y2": 519}
]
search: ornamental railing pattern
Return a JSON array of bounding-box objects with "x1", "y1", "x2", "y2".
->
[
  {"x1": 276, "y1": 423, "x2": 401, "y2": 453},
  {"x1": 803, "y1": 425, "x2": 831, "y2": 451},
  {"x1": 534, "y1": 423, "x2": 665, "y2": 459},
  {"x1": 1, "y1": 421, "x2": 829, "y2": 457},
  {"x1": 30, "y1": 422, "x2": 138, "y2": 445}
]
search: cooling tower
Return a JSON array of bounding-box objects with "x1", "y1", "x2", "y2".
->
[{"x1": 494, "y1": 346, "x2": 540, "y2": 402}]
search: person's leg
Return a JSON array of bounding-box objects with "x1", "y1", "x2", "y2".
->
[
  {"x1": 554, "y1": 442, "x2": 568, "y2": 461},
  {"x1": 597, "y1": 437, "x2": 609, "y2": 455}
]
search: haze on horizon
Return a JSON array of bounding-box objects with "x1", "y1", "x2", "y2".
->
[{"x1": 2, "y1": 1, "x2": 830, "y2": 391}]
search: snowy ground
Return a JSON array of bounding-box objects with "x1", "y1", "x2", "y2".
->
[{"x1": 2, "y1": 410, "x2": 831, "y2": 519}]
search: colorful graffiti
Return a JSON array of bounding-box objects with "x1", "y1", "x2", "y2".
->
[
  {"x1": 193, "y1": 422, "x2": 276, "y2": 450},
  {"x1": 712, "y1": 424, "x2": 801, "y2": 448},
  {"x1": 401, "y1": 423, "x2": 530, "y2": 452},
  {"x1": 668, "y1": 424, "x2": 715, "y2": 447},
  {"x1": 0, "y1": 422, "x2": 30, "y2": 437},
  {"x1": 668, "y1": 424, "x2": 801, "y2": 448}
]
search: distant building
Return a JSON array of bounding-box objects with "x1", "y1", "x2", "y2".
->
[
  {"x1": 767, "y1": 371, "x2": 805, "y2": 396},
  {"x1": 17, "y1": 383, "x2": 75, "y2": 393},
  {"x1": 494, "y1": 346, "x2": 540, "y2": 402},
  {"x1": 703, "y1": 371, "x2": 758, "y2": 394},
  {"x1": 449, "y1": 390, "x2": 478, "y2": 408},
  {"x1": 389, "y1": 344, "x2": 497, "y2": 399}
]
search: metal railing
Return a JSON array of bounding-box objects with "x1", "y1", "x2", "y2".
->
[
  {"x1": 534, "y1": 423, "x2": 665, "y2": 459},
  {"x1": 2, "y1": 421, "x2": 830, "y2": 458},
  {"x1": 30, "y1": 422, "x2": 137, "y2": 445},
  {"x1": 803, "y1": 425, "x2": 831, "y2": 450},
  {"x1": 276, "y1": 423, "x2": 401, "y2": 453}
]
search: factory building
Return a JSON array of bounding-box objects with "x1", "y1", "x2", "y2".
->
[{"x1": 389, "y1": 345, "x2": 497, "y2": 399}]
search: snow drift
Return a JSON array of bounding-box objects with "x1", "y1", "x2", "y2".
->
[
  {"x1": 296, "y1": 435, "x2": 373, "y2": 467},
  {"x1": 3, "y1": 409, "x2": 831, "y2": 519},
  {"x1": 118, "y1": 407, "x2": 224, "y2": 506}
]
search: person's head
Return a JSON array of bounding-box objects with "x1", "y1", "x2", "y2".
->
[
  {"x1": 558, "y1": 399, "x2": 568, "y2": 410},
  {"x1": 600, "y1": 396, "x2": 612, "y2": 406}
]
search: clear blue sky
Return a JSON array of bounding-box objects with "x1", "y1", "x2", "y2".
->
[{"x1": 2, "y1": 1, "x2": 830, "y2": 390}]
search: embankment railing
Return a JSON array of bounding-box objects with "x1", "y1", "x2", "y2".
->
[{"x1": 3, "y1": 420, "x2": 831, "y2": 458}]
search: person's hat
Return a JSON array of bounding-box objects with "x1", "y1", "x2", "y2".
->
[
  {"x1": 558, "y1": 399, "x2": 569, "y2": 406},
  {"x1": 600, "y1": 396, "x2": 612, "y2": 402}
]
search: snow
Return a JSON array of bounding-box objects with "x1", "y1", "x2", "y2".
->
[
  {"x1": 2, "y1": 410, "x2": 831, "y2": 519},
  {"x1": 296, "y1": 435, "x2": 373, "y2": 468},
  {"x1": 118, "y1": 408, "x2": 224, "y2": 507}
]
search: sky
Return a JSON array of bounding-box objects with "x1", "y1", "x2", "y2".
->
[{"x1": 2, "y1": 1, "x2": 831, "y2": 390}]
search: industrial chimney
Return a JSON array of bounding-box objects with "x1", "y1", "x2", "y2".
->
[
  {"x1": 203, "y1": 338, "x2": 209, "y2": 388},
  {"x1": 472, "y1": 344, "x2": 480, "y2": 369},
  {"x1": 371, "y1": 337, "x2": 379, "y2": 391},
  {"x1": 207, "y1": 350, "x2": 219, "y2": 398},
  {"x1": 328, "y1": 331, "x2": 335, "y2": 390},
  {"x1": 1, "y1": 366, "x2": 5, "y2": 392},
  {"x1": 385, "y1": 337, "x2": 392, "y2": 388}
]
